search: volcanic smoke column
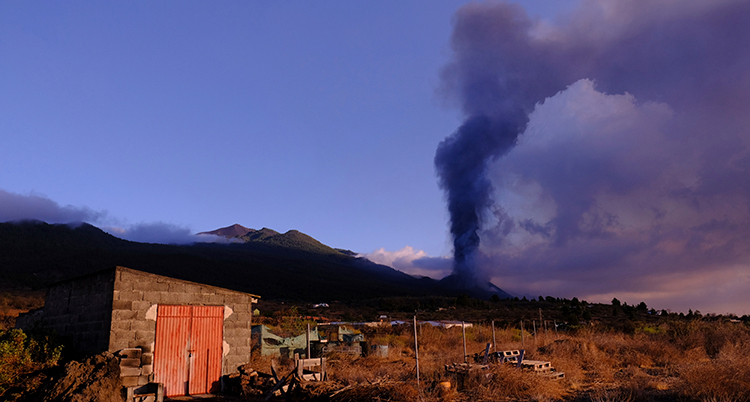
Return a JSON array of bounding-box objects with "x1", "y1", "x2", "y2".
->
[
  {"x1": 435, "y1": 0, "x2": 750, "y2": 296},
  {"x1": 434, "y1": 3, "x2": 569, "y2": 289},
  {"x1": 435, "y1": 115, "x2": 523, "y2": 289}
]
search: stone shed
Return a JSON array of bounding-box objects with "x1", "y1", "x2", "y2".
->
[{"x1": 27, "y1": 266, "x2": 259, "y2": 397}]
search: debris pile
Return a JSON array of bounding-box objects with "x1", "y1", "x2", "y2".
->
[
  {"x1": 227, "y1": 356, "x2": 327, "y2": 400},
  {"x1": 22, "y1": 352, "x2": 124, "y2": 402},
  {"x1": 446, "y1": 347, "x2": 564, "y2": 389},
  {"x1": 293, "y1": 377, "x2": 418, "y2": 402}
]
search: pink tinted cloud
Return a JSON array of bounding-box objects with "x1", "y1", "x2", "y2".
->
[{"x1": 362, "y1": 246, "x2": 452, "y2": 279}]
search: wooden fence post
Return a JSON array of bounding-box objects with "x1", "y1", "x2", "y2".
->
[
  {"x1": 462, "y1": 321, "x2": 467, "y2": 363},
  {"x1": 413, "y1": 316, "x2": 420, "y2": 396},
  {"x1": 491, "y1": 320, "x2": 497, "y2": 353}
]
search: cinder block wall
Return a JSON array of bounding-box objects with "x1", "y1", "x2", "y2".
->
[
  {"x1": 43, "y1": 269, "x2": 116, "y2": 353},
  {"x1": 110, "y1": 267, "x2": 257, "y2": 376}
]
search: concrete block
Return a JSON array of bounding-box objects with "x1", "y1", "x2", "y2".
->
[
  {"x1": 133, "y1": 281, "x2": 170, "y2": 292},
  {"x1": 228, "y1": 303, "x2": 247, "y2": 313},
  {"x1": 199, "y1": 286, "x2": 216, "y2": 295},
  {"x1": 116, "y1": 290, "x2": 143, "y2": 302},
  {"x1": 207, "y1": 294, "x2": 226, "y2": 304},
  {"x1": 131, "y1": 320, "x2": 156, "y2": 332},
  {"x1": 111, "y1": 321, "x2": 131, "y2": 331},
  {"x1": 141, "y1": 353, "x2": 153, "y2": 365},
  {"x1": 120, "y1": 358, "x2": 142, "y2": 367},
  {"x1": 119, "y1": 270, "x2": 140, "y2": 283},
  {"x1": 141, "y1": 365, "x2": 153, "y2": 376},
  {"x1": 112, "y1": 310, "x2": 137, "y2": 320},
  {"x1": 132, "y1": 300, "x2": 153, "y2": 312},
  {"x1": 233, "y1": 312, "x2": 253, "y2": 323},
  {"x1": 120, "y1": 367, "x2": 142, "y2": 377},
  {"x1": 183, "y1": 283, "x2": 201, "y2": 295},
  {"x1": 222, "y1": 328, "x2": 246, "y2": 338},
  {"x1": 86, "y1": 321, "x2": 106, "y2": 332},
  {"x1": 223, "y1": 294, "x2": 247, "y2": 304},
  {"x1": 233, "y1": 346, "x2": 253, "y2": 356},
  {"x1": 110, "y1": 331, "x2": 135, "y2": 348},
  {"x1": 140, "y1": 292, "x2": 164, "y2": 304},
  {"x1": 121, "y1": 376, "x2": 140, "y2": 387},
  {"x1": 118, "y1": 348, "x2": 143, "y2": 359},
  {"x1": 134, "y1": 330, "x2": 156, "y2": 343},
  {"x1": 128, "y1": 340, "x2": 147, "y2": 349},
  {"x1": 159, "y1": 292, "x2": 183, "y2": 304},
  {"x1": 224, "y1": 325, "x2": 251, "y2": 342},
  {"x1": 167, "y1": 282, "x2": 186, "y2": 293},
  {"x1": 174, "y1": 293, "x2": 196, "y2": 304}
]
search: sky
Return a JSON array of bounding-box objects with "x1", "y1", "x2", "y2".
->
[{"x1": 3, "y1": 1, "x2": 749, "y2": 315}]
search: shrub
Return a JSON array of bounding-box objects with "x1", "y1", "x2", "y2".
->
[
  {"x1": 0, "y1": 329, "x2": 63, "y2": 400},
  {"x1": 678, "y1": 341, "x2": 750, "y2": 402}
]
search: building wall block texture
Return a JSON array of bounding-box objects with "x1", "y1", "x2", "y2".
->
[{"x1": 39, "y1": 266, "x2": 259, "y2": 377}]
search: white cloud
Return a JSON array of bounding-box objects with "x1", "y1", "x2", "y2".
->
[
  {"x1": 361, "y1": 246, "x2": 452, "y2": 279},
  {"x1": 102, "y1": 222, "x2": 224, "y2": 245},
  {"x1": 0, "y1": 188, "x2": 224, "y2": 245},
  {"x1": 0, "y1": 189, "x2": 106, "y2": 224}
]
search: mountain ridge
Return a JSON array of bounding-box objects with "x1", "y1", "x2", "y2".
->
[
  {"x1": 0, "y1": 221, "x2": 511, "y2": 301},
  {"x1": 199, "y1": 224, "x2": 342, "y2": 255}
]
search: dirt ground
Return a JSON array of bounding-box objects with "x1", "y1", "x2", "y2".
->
[{"x1": 165, "y1": 396, "x2": 269, "y2": 402}]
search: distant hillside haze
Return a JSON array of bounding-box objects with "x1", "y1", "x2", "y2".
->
[{"x1": 0, "y1": 221, "x2": 512, "y2": 301}]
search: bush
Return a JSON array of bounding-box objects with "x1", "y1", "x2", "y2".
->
[{"x1": 0, "y1": 329, "x2": 63, "y2": 400}]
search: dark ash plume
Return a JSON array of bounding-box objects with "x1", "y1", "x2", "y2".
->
[
  {"x1": 435, "y1": 115, "x2": 523, "y2": 288},
  {"x1": 435, "y1": 3, "x2": 569, "y2": 289},
  {"x1": 435, "y1": 0, "x2": 750, "y2": 308}
]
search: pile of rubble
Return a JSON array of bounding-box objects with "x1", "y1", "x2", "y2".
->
[
  {"x1": 19, "y1": 352, "x2": 124, "y2": 402},
  {"x1": 446, "y1": 347, "x2": 565, "y2": 386},
  {"x1": 226, "y1": 356, "x2": 327, "y2": 400}
]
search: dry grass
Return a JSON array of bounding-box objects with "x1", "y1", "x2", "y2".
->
[
  {"x1": 678, "y1": 341, "x2": 750, "y2": 402},
  {"x1": 272, "y1": 320, "x2": 750, "y2": 402},
  {"x1": 0, "y1": 291, "x2": 45, "y2": 330}
]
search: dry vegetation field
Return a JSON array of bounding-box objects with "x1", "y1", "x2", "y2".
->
[
  {"x1": 3, "y1": 295, "x2": 750, "y2": 401},
  {"x1": 251, "y1": 316, "x2": 750, "y2": 402},
  {"x1": 0, "y1": 290, "x2": 44, "y2": 329}
]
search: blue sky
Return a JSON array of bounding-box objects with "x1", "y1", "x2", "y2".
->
[
  {"x1": 5, "y1": 1, "x2": 750, "y2": 315},
  {"x1": 1, "y1": 1, "x2": 572, "y2": 256}
]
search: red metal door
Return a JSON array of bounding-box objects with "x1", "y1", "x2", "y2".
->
[
  {"x1": 154, "y1": 305, "x2": 191, "y2": 397},
  {"x1": 154, "y1": 305, "x2": 224, "y2": 397},
  {"x1": 188, "y1": 306, "x2": 224, "y2": 395}
]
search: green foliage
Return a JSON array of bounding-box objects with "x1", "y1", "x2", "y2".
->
[
  {"x1": 638, "y1": 324, "x2": 663, "y2": 335},
  {"x1": 0, "y1": 329, "x2": 63, "y2": 399}
]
